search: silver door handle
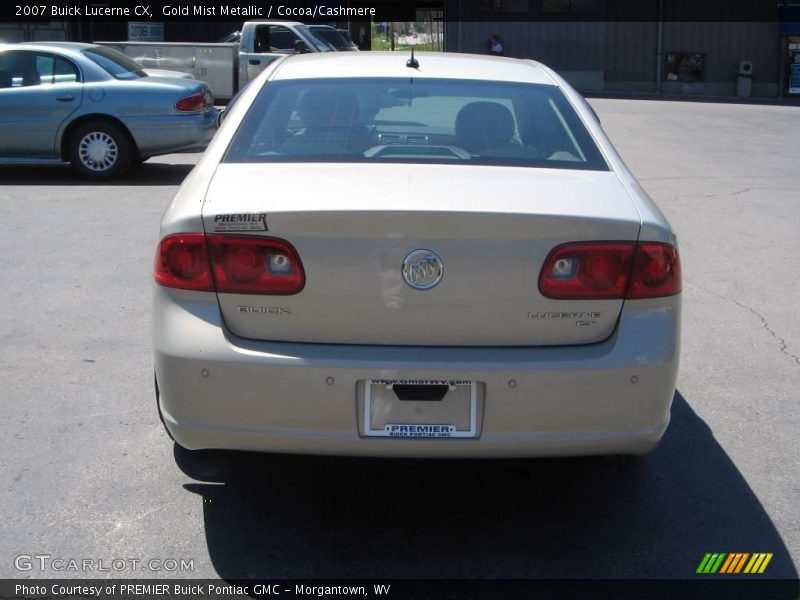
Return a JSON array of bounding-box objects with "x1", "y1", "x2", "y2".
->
[{"x1": 57, "y1": 95, "x2": 75, "y2": 102}]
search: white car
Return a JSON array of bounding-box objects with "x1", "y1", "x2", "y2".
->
[{"x1": 153, "y1": 52, "x2": 681, "y2": 457}]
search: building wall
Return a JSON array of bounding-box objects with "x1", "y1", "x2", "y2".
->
[
  {"x1": 659, "y1": 21, "x2": 779, "y2": 97},
  {"x1": 603, "y1": 22, "x2": 658, "y2": 92},
  {"x1": 0, "y1": 22, "x2": 69, "y2": 43},
  {"x1": 444, "y1": 0, "x2": 781, "y2": 98},
  {"x1": 445, "y1": 20, "x2": 617, "y2": 91}
]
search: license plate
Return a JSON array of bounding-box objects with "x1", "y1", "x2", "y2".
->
[{"x1": 363, "y1": 379, "x2": 477, "y2": 438}]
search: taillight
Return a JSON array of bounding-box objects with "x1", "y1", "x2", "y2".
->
[
  {"x1": 206, "y1": 235, "x2": 305, "y2": 294},
  {"x1": 627, "y1": 242, "x2": 682, "y2": 299},
  {"x1": 154, "y1": 234, "x2": 305, "y2": 295},
  {"x1": 539, "y1": 241, "x2": 680, "y2": 300},
  {"x1": 175, "y1": 91, "x2": 207, "y2": 113},
  {"x1": 154, "y1": 233, "x2": 213, "y2": 291},
  {"x1": 539, "y1": 242, "x2": 636, "y2": 299}
]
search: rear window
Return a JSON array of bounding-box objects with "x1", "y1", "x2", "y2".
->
[
  {"x1": 224, "y1": 77, "x2": 608, "y2": 170},
  {"x1": 296, "y1": 25, "x2": 335, "y2": 53},
  {"x1": 311, "y1": 28, "x2": 349, "y2": 51},
  {"x1": 83, "y1": 47, "x2": 146, "y2": 80}
]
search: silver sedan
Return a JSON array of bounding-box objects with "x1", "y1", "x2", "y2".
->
[
  {"x1": 0, "y1": 42, "x2": 218, "y2": 179},
  {"x1": 153, "y1": 52, "x2": 681, "y2": 458}
]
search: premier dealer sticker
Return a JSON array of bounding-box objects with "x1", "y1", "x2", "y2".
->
[
  {"x1": 385, "y1": 424, "x2": 457, "y2": 438},
  {"x1": 212, "y1": 213, "x2": 268, "y2": 232}
]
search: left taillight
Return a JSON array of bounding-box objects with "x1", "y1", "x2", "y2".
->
[
  {"x1": 175, "y1": 91, "x2": 207, "y2": 113},
  {"x1": 206, "y1": 235, "x2": 305, "y2": 295},
  {"x1": 154, "y1": 233, "x2": 305, "y2": 295},
  {"x1": 154, "y1": 233, "x2": 213, "y2": 291}
]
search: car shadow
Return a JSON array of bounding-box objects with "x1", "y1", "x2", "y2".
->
[
  {"x1": 0, "y1": 161, "x2": 192, "y2": 186},
  {"x1": 175, "y1": 391, "x2": 798, "y2": 586}
]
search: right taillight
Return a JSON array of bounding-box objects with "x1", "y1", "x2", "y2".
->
[
  {"x1": 626, "y1": 242, "x2": 682, "y2": 299},
  {"x1": 539, "y1": 241, "x2": 681, "y2": 300},
  {"x1": 175, "y1": 91, "x2": 207, "y2": 113},
  {"x1": 154, "y1": 233, "x2": 305, "y2": 295}
]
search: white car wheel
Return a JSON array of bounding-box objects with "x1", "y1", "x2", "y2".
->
[
  {"x1": 78, "y1": 131, "x2": 119, "y2": 172},
  {"x1": 68, "y1": 120, "x2": 134, "y2": 180}
]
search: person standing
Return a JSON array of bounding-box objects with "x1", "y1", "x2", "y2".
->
[{"x1": 488, "y1": 34, "x2": 504, "y2": 56}]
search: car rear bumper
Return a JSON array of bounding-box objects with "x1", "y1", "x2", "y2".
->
[
  {"x1": 153, "y1": 286, "x2": 680, "y2": 457},
  {"x1": 124, "y1": 109, "x2": 219, "y2": 156}
]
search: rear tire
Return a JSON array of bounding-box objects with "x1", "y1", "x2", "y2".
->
[{"x1": 68, "y1": 119, "x2": 134, "y2": 180}]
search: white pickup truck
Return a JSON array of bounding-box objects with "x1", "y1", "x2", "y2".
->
[{"x1": 98, "y1": 21, "x2": 333, "y2": 100}]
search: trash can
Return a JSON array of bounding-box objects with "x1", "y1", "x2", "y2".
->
[{"x1": 737, "y1": 60, "x2": 753, "y2": 98}]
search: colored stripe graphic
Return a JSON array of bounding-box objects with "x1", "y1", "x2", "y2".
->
[
  {"x1": 720, "y1": 553, "x2": 750, "y2": 574},
  {"x1": 697, "y1": 553, "x2": 727, "y2": 573},
  {"x1": 733, "y1": 553, "x2": 751, "y2": 573},
  {"x1": 696, "y1": 554, "x2": 712, "y2": 573},
  {"x1": 719, "y1": 554, "x2": 735, "y2": 574},
  {"x1": 744, "y1": 553, "x2": 773, "y2": 574},
  {"x1": 699, "y1": 552, "x2": 773, "y2": 574}
]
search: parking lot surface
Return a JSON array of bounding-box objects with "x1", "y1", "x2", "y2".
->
[{"x1": 0, "y1": 99, "x2": 798, "y2": 581}]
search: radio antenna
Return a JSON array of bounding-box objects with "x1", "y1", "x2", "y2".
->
[{"x1": 406, "y1": 48, "x2": 419, "y2": 69}]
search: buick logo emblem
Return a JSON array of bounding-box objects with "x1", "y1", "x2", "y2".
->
[{"x1": 402, "y1": 249, "x2": 444, "y2": 290}]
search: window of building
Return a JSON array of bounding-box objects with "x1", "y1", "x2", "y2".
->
[
  {"x1": 664, "y1": 52, "x2": 705, "y2": 83},
  {"x1": 789, "y1": 36, "x2": 800, "y2": 95},
  {"x1": 473, "y1": 0, "x2": 530, "y2": 14},
  {"x1": 542, "y1": 0, "x2": 598, "y2": 14}
]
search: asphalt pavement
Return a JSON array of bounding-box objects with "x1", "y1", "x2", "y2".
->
[{"x1": 0, "y1": 99, "x2": 798, "y2": 585}]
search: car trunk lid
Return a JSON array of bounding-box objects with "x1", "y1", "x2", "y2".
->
[{"x1": 202, "y1": 163, "x2": 641, "y2": 346}]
